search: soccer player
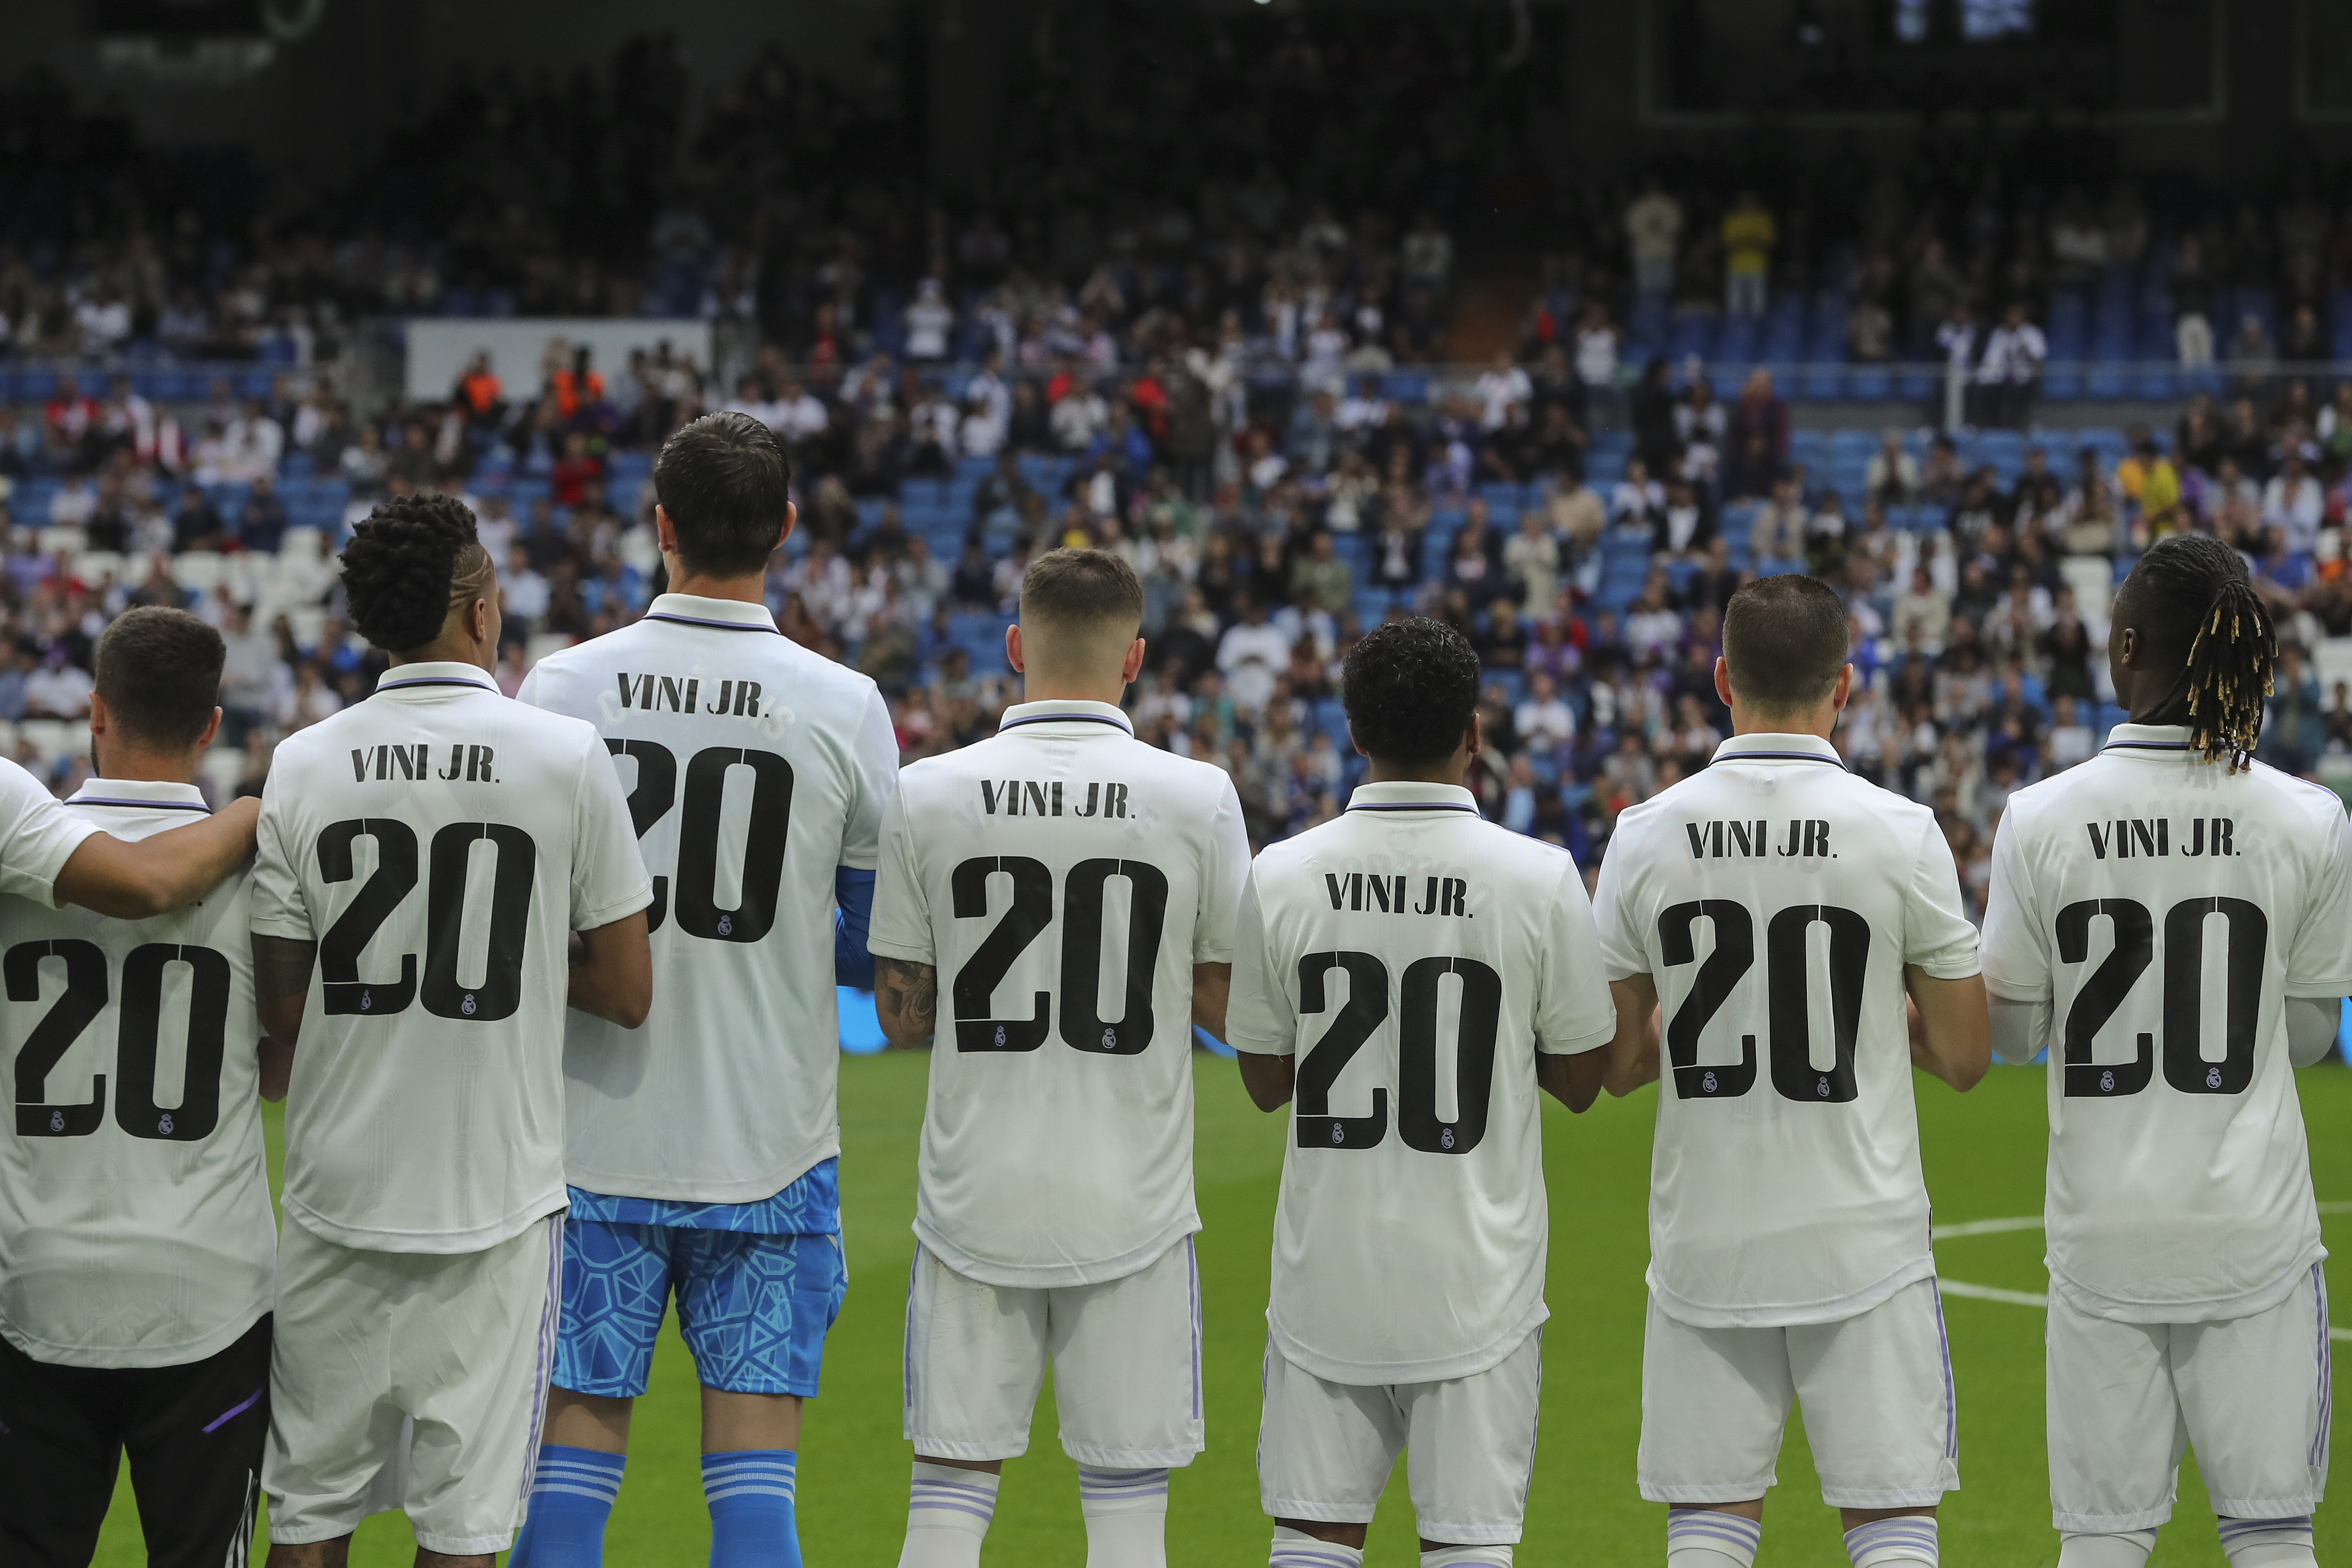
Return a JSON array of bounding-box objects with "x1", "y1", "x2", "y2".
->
[
  {"x1": 1981, "y1": 535, "x2": 2342, "y2": 1568},
  {"x1": 1592, "y1": 574, "x2": 1990, "y2": 1568},
  {"x1": 0, "y1": 608, "x2": 281, "y2": 1567},
  {"x1": 509, "y1": 411, "x2": 897, "y2": 1568},
  {"x1": 250, "y1": 493, "x2": 654, "y2": 1568},
  {"x1": 1225, "y1": 618, "x2": 1618, "y2": 1568},
  {"x1": 867, "y1": 548, "x2": 1249, "y2": 1568}
]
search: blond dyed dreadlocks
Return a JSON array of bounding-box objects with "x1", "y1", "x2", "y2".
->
[{"x1": 2117, "y1": 533, "x2": 2276, "y2": 771}]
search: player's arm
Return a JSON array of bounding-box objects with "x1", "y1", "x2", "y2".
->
[
  {"x1": 251, "y1": 934, "x2": 315, "y2": 1051},
  {"x1": 1192, "y1": 961, "x2": 1231, "y2": 1041},
  {"x1": 2286, "y1": 997, "x2": 2343, "y2": 1068},
  {"x1": 569, "y1": 911, "x2": 652, "y2": 1028},
  {"x1": 873, "y1": 955, "x2": 938, "y2": 1048},
  {"x1": 1237, "y1": 1052, "x2": 1293, "y2": 1112},
  {"x1": 1536, "y1": 1048, "x2": 1609, "y2": 1113},
  {"x1": 1602, "y1": 974, "x2": 1661, "y2": 1096},
  {"x1": 257, "y1": 1037, "x2": 292, "y2": 1102},
  {"x1": 56, "y1": 797, "x2": 261, "y2": 919},
  {"x1": 1986, "y1": 995, "x2": 2050, "y2": 1065},
  {"x1": 1905, "y1": 965, "x2": 1990, "y2": 1091}
]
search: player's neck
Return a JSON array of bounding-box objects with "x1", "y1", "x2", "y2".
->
[
  {"x1": 389, "y1": 640, "x2": 492, "y2": 672},
  {"x1": 661, "y1": 559, "x2": 767, "y2": 605},
  {"x1": 1730, "y1": 704, "x2": 1836, "y2": 741},
  {"x1": 89, "y1": 744, "x2": 198, "y2": 786},
  {"x1": 1019, "y1": 678, "x2": 1128, "y2": 707}
]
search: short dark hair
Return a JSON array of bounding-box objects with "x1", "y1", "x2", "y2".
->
[
  {"x1": 340, "y1": 491, "x2": 489, "y2": 654},
  {"x1": 1342, "y1": 617, "x2": 1480, "y2": 767},
  {"x1": 1020, "y1": 548, "x2": 1144, "y2": 633},
  {"x1": 653, "y1": 411, "x2": 793, "y2": 578},
  {"x1": 93, "y1": 607, "x2": 223, "y2": 750},
  {"x1": 1721, "y1": 574, "x2": 1850, "y2": 712}
]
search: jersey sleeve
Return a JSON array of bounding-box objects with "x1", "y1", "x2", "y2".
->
[
  {"x1": 864, "y1": 784, "x2": 935, "y2": 965},
  {"x1": 568, "y1": 733, "x2": 656, "y2": 931},
  {"x1": 1192, "y1": 776, "x2": 1251, "y2": 964},
  {"x1": 248, "y1": 767, "x2": 312, "y2": 941},
  {"x1": 0, "y1": 758, "x2": 97, "y2": 907},
  {"x1": 1978, "y1": 805, "x2": 2050, "y2": 1002},
  {"x1": 1591, "y1": 829, "x2": 1651, "y2": 980},
  {"x1": 514, "y1": 662, "x2": 543, "y2": 708},
  {"x1": 2285, "y1": 800, "x2": 2352, "y2": 997},
  {"x1": 1534, "y1": 857, "x2": 1619, "y2": 1055},
  {"x1": 1901, "y1": 815, "x2": 1981, "y2": 980},
  {"x1": 1223, "y1": 870, "x2": 1296, "y2": 1056},
  {"x1": 839, "y1": 686, "x2": 899, "y2": 873}
]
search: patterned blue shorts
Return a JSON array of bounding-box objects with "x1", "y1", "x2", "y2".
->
[{"x1": 552, "y1": 1220, "x2": 847, "y2": 1399}]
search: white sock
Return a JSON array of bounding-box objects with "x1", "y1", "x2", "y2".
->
[
  {"x1": 1271, "y1": 1525, "x2": 1363, "y2": 1568},
  {"x1": 897, "y1": 1462, "x2": 998, "y2": 1568},
  {"x1": 1845, "y1": 1514, "x2": 1938, "y2": 1566},
  {"x1": 1421, "y1": 1548, "x2": 1513, "y2": 1567},
  {"x1": 1667, "y1": 1508, "x2": 1761, "y2": 1568},
  {"x1": 2218, "y1": 1516, "x2": 2318, "y2": 1568},
  {"x1": 1077, "y1": 1466, "x2": 1168, "y2": 1568},
  {"x1": 2057, "y1": 1530, "x2": 2157, "y2": 1568}
]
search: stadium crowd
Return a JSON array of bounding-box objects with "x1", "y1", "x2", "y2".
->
[{"x1": 10, "y1": 27, "x2": 2352, "y2": 925}]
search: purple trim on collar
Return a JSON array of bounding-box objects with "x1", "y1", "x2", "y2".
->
[
  {"x1": 1717, "y1": 750, "x2": 1847, "y2": 767},
  {"x1": 1346, "y1": 801, "x2": 1480, "y2": 814},
  {"x1": 998, "y1": 712, "x2": 1135, "y2": 735},
  {"x1": 375, "y1": 676, "x2": 497, "y2": 692},
  {"x1": 643, "y1": 612, "x2": 780, "y2": 633}
]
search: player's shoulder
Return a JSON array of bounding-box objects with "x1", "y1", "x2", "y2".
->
[
  {"x1": 2237, "y1": 756, "x2": 2350, "y2": 825},
  {"x1": 1115, "y1": 732, "x2": 1241, "y2": 798}
]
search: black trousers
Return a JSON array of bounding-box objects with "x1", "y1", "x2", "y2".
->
[{"x1": 0, "y1": 1313, "x2": 270, "y2": 1568}]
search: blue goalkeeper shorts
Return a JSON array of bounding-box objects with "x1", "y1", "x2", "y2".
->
[{"x1": 551, "y1": 1220, "x2": 847, "y2": 1399}]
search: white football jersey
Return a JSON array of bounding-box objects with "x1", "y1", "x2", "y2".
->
[
  {"x1": 1981, "y1": 723, "x2": 2352, "y2": 1322},
  {"x1": 0, "y1": 755, "x2": 100, "y2": 904},
  {"x1": 519, "y1": 594, "x2": 898, "y2": 1203},
  {"x1": 1594, "y1": 732, "x2": 1981, "y2": 1327},
  {"x1": 251, "y1": 661, "x2": 652, "y2": 1254},
  {"x1": 0, "y1": 780, "x2": 271, "y2": 1369},
  {"x1": 1227, "y1": 782, "x2": 1616, "y2": 1385},
  {"x1": 868, "y1": 699, "x2": 1250, "y2": 1288}
]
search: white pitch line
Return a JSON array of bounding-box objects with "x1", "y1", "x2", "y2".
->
[{"x1": 1936, "y1": 1208, "x2": 2352, "y2": 1340}]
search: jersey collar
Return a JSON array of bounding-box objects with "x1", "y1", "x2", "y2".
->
[
  {"x1": 374, "y1": 660, "x2": 501, "y2": 697},
  {"x1": 996, "y1": 699, "x2": 1135, "y2": 736},
  {"x1": 642, "y1": 593, "x2": 780, "y2": 634},
  {"x1": 1345, "y1": 781, "x2": 1480, "y2": 815},
  {"x1": 1711, "y1": 732, "x2": 1847, "y2": 768},
  {"x1": 2101, "y1": 722, "x2": 2194, "y2": 754},
  {"x1": 66, "y1": 777, "x2": 210, "y2": 813}
]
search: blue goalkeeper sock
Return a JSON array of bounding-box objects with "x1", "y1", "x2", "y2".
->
[
  {"x1": 509, "y1": 1444, "x2": 626, "y2": 1567},
  {"x1": 703, "y1": 1449, "x2": 801, "y2": 1568}
]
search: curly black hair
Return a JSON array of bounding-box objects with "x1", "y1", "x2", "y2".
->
[
  {"x1": 1341, "y1": 616, "x2": 1482, "y2": 767},
  {"x1": 2115, "y1": 532, "x2": 2276, "y2": 771},
  {"x1": 339, "y1": 491, "x2": 487, "y2": 655}
]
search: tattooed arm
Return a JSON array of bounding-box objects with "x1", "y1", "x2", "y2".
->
[
  {"x1": 873, "y1": 956, "x2": 939, "y2": 1049},
  {"x1": 250, "y1": 935, "x2": 314, "y2": 1100}
]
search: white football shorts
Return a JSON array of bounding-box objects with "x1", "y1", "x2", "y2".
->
[
  {"x1": 1639, "y1": 1276, "x2": 1959, "y2": 1509},
  {"x1": 2048, "y1": 1262, "x2": 2331, "y2": 1531},
  {"x1": 265, "y1": 1214, "x2": 560, "y2": 1557},
  {"x1": 1257, "y1": 1326, "x2": 1544, "y2": 1547},
  {"x1": 902, "y1": 1235, "x2": 1203, "y2": 1468}
]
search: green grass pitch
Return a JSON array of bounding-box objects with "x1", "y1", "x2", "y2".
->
[{"x1": 90, "y1": 1053, "x2": 2352, "y2": 1565}]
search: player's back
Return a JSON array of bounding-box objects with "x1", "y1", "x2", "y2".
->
[
  {"x1": 868, "y1": 699, "x2": 1248, "y2": 1286},
  {"x1": 1983, "y1": 726, "x2": 2352, "y2": 1319},
  {"x1": 1231, "y1": 784, "x2": 1616, "y2": 1382},
  {"x1": 0, "y1": 779, "x2": 268, "y2": 1368},
  {"x1": 251, "y1": 661, "x2": 650, "y2": 1253},
  {"x1": 1595, "y1": 733, "x2": 1980, "y2": 1326},
  {"x1": 520, "y1": 596, "x2": 897, "y2": 1202}
]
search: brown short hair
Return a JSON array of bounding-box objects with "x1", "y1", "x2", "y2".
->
[
  {"x1": 1721, "y1": 574, "x2": 1850, "y2": 713},
  {"x1": 94, "y1": 607, "x2": 224, "y2": 750},
  {"x1": 1019, "y1": 548, "x2": 1144, "y2": 634}
]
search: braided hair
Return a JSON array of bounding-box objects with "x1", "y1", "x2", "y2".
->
[
  {"x1": 2114, "y1": 533, "x2": 2275, "y2": 771},
  {"x1": 339, "y1": 491, "x2": 489, "y2": 655}
]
